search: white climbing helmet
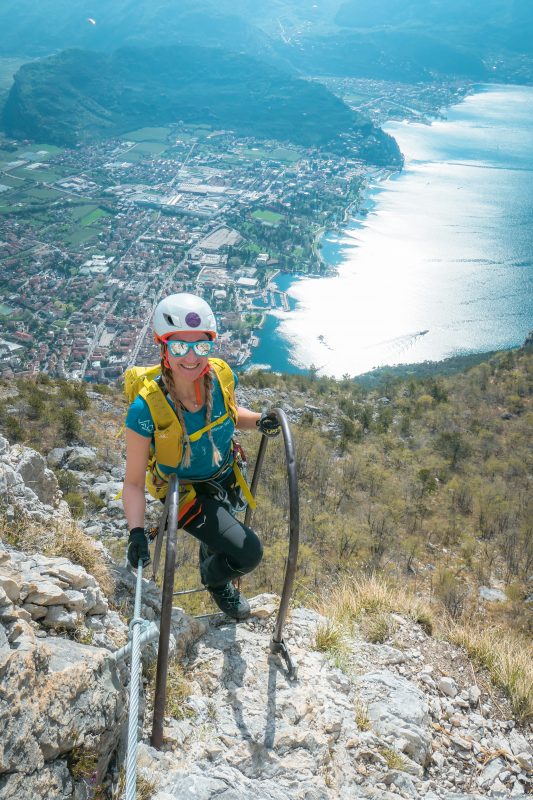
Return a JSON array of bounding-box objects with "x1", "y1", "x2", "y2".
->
[{"x1": 153, "y1": 293, "x2": 217, "y2": 341}]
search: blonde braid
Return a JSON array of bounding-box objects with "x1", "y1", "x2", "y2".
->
[
  {"x1": 160, "y1": 358, "x2": 192, "y2": 468},
  {"x1": 204, "y1": 369, "x2": 222, "y2": 467}
]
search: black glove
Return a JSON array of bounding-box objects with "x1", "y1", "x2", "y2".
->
[
  {"x1": 256, "y1": 411, "x2": 281, "y2": 438},
  {"x1": 127, "y1": 527, "x2": 151, "y2": 568}
]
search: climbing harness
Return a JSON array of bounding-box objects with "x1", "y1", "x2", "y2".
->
[{"x1": 144, "y1": 443, "x2": 255, "y2": 510}]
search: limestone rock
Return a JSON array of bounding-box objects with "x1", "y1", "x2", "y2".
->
[
  {"x1": 354, "y1": 670, "x2": 431, "y2": 764},
  {"x1": 64, "y1": 447, "x2": 97, "y2": 471},
  {"x1": 0, "y1": 573, "x2": 20, "y2": 603},
  {"x1": 14, "y1": 449, "x2": 58, "y2": 506},
  {"x1": 25, "y1": 581, "x2": 70, "y2": 606},
  {"x1": 42, "y1": 605, "x2": 78, "y2": 630},
  {"x1": 0, "y1": 759, "x2": 73, "y2": 800},
  {"x1": 479, "y1": 586, "x2": 507, "y2": 603},
  {"x1": 438, "y1": 676, "x2": 459, "y2": 698},
  {"x1": 0, "y1": 636, "x2": 126, "y2": 779}
]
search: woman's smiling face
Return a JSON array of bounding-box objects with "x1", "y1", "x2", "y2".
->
[{"x1": 166, "y1": 331, "x2": 210, "y2": 382}]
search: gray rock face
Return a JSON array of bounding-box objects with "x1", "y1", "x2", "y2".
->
[
  {"x1": 354, "y1": 670, "x2": 431, "y2": 765},
  {"x1": 14, "y1": 449, "x2": 58, "y2": 506},
  {"x1": 479, "y1": 586, "x2": 507, "y2": 602},
  {"x1": 0, "y1": 539, "x2": 135, "y2": 800},
  {"x1": 131, "y1": 598, "x2": 532, "y2": 800},
  {"x1": 64, "y1": 447, "x2": 98, "y2": 471},
  {"x1": 0, "y1": 759, "x2": 73, "y2": 800},
  {"x1": 0, "y1": 636, "x2": 126, "y2": 798},
  {"x1": 46, "y1": 446, "x2": 98, "y2": 471},
  {"x1": 1, "y1": 440, "x2": 71, "y2": 524},
  {"x1": 0, "y1": 548, "x2": 113, "y2": 633}
]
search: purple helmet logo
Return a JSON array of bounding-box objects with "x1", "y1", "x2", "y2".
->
[{"x1": 185, "y1": 311, "x2": 201, "y2": 328}]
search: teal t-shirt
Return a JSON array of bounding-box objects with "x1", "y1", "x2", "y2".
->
[{"x1": 125, "y1": 372, "x2": 238, "y2": 481}]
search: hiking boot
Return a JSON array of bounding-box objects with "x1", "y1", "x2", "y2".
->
[{"x1": 207, "y1": 582, "x2": 250, "y2": 620}]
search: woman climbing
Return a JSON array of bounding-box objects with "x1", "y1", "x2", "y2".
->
[{"x1": 122, "y1": 292, "x2": 280, "y2": 619}]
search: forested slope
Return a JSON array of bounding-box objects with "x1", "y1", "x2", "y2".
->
[{"x1": 1, "y1": 45, "x2": 400, "y2": 166}]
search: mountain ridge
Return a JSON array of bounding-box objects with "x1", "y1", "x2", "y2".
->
[
  {"x1": 0, "y1": 0, "x2": 531, "y2": 84},
  {"x1": 1, "y1": 44, "x2": 401, "y2": 165}
]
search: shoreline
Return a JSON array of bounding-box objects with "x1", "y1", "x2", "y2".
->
[{"x1": 245, "y1": 83, "x2": 533, "y2": 378}]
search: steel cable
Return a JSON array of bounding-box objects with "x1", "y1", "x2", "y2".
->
[{"x1": 124, "y1": 559, "x2": 144, "y2": 800}]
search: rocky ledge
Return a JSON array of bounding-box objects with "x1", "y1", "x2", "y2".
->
[{"x1": 136, "y1": 598, "x2": 532, "y2": 800}]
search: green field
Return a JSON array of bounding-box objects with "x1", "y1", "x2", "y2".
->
[
  {"x1": 171, "y1": 132, "x2": 196, "y2": 143},
  {"x1": 122, "y1": 126, "x2": 170, "y2": 143},
  {"x1": 8, "y1": 167, "x2": 34, "y2": 180},
  {"x1": 65, "y1": 227, "x2": 100, "y2": 246},
  {"x1": 29, "y1": 143, "x2": 63, "y2": 154},
  {"x1": 69, "y1": 203, "x2": 99, "y2": 221},
  {"x1": 0, "y1": 174, "x2": 20, "y2": 187},
  {"x1": 81, "y1": 207, "x2": 109, "y2": 226},
  {"x1": 237, "y1": 146, "x2": 303, "y2": 163},
  {"x1": 252, "y1": 209, "x2": 283, "y2": 225},
  {"x1": 27, "y1": 186, "x2": 63, "y2": 201},
  {"x1": 130, "y1": 141, "x2": 169, "y2": 156},
  {"x1": 117, "y1": 148, "x2": 149, "y2": 163},
  {"x1": 31, "y1": 168, "x2": 65, "y2": 182}
]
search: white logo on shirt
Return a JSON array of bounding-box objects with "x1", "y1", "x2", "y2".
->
[{"x1": 139, "y1": 419, "x2": 155, "y2": 434}]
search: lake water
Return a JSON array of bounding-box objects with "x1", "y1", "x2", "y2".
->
[{"x1": 248, "y1": 84, "x2": 533, "y2": 377}]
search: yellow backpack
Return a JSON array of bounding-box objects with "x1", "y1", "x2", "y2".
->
[
  {"x1": 123, "y1": 357, "x2": 238, "y2": 469},
  {"x1": 120, "y1": 358, "x2": 255, "y2": 510}
]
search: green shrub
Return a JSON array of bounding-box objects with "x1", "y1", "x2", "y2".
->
[
  {"x1": 64, "y1": 492, "x2": 85, "y2": 518},
  {"x1": 56, "y1": 469, "x2": 80, "y2": 494}
]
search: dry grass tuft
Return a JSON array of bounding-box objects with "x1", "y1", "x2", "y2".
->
[
  {"x1": 314, "y1": 620, "x2": 345, "y2": 653},
  {"x1": 362, "y1": 611, "x2": 398, "y2": 644},
  {"x1": 314, "y1": 620, "x2": 352, "y2": 672},
  {"x1": 54, "y1": 521, "x2": 113, "y2": 597},
  {"x1": 314, "y1": 574, "x2": 434, "y2": 635},
  {"x1": 165, "y1": 660, "x2": 195, "y2": 720},
  {"x1": 354, "y1": 699, "x2": 371, "y2": 731},
  {"x1": 112, "y1": 769, "x2": 156, "y2": 800},
  {"x1": 379, "y1": 747, "x2": 406, "y2": 771},
  {"x1": 0, "y1": 514, "x2": 113, "y2": 597},
  {"x1": 446, "y1": 622, "x2": 533, "y2": 723}
]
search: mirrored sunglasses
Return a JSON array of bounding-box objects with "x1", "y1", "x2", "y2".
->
[{"x1": 166, "y1": 339, "x2": 214, "y2": 357}]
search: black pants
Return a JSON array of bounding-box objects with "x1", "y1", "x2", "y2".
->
[{"x1": 183, "y1": 485, "x2": 263, "y2": 588}]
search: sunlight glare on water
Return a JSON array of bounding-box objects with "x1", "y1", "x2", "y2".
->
[{"x1": 250, "y1": 85, "x2": 533, "y2": 377}]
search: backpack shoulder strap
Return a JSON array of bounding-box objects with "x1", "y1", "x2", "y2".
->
[
  {"x1": 140, "y1": 377, "x2": 178, "y2": 432},
  {"x1": 209, "y1": 358, "x2": 238, "y2": 423}
]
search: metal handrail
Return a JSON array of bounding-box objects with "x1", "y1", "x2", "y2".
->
[
  {"x1": 150, "y1": 407, "x2": 300, "y2": 748},
  {"x1": 150, "y1": 473, "x2": 178, "y2": 749},
  {"x1": 244, "y1": 407, "x2": 299, "y2": 677}
]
